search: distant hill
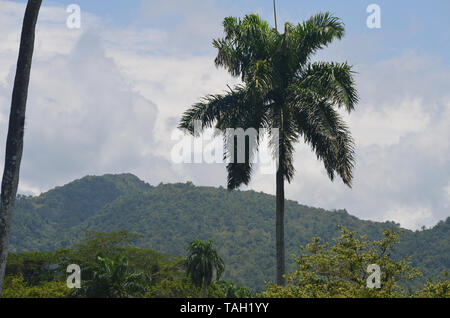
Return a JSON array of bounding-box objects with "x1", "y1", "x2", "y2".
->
[{"x1": 10, "y1": 174, "x2": 450, "y2": 290}]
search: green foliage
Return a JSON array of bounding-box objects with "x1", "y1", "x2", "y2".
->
[
  {"x1": 9, "y1": 174, "x2": 450, "y2": 291},
  {"x1": 262, "y1": 227, "x2": 422, "y2": 298},
  {"x1": 415, "y1": 272, "x2": 450, "y2": 298},
  {"x1": 5, "y1": 250, "x2": 67, "y2": 285},
  {"x1": 146, "y1": 278, "x2": 224, "y2": 298},
  {"x1": 5, "y1": 229, "x2": 183, "y2": 298},
  {"x1": 216, "y1": 280, "x2": 255, "y2": 298},
  {"x1": 67, "y1": 231, "x2": 143, "y2": 267},
  {"x1": 180, "y1": 13, "x2": 358, "y2": 189},
  {"x1": 4, "y1": 229, "x2": 448, "y2": 298},
  {"x1": 146, "y1": 277, "x2": 200, "y2": 298},
  {"x1": 9, "y1": 174, "x2": 150, "y2": 253},
  {"x1": 2, "y1": 274, "x2": 70, "y2": 298},
  {"x1": 72, "y1": 255, "x2": 148, "y2": 298},
  {"x1": 64, "y1": 230, "x2": 184, "y2": 291}
]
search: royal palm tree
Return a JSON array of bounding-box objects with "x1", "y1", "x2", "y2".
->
[
  {"x1": 179, "y1": 13, "x2": 358, "y2": 285},
  {"x1": 0, "y1": 0, "x2": 42, "y2": 296},
  {"x1": 185, "y1": 240, "x2": 225, "y2": 297}
]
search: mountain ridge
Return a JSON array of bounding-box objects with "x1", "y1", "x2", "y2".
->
[{"x1": 10, "y1": 173, "x2": 450, "y2": 290}]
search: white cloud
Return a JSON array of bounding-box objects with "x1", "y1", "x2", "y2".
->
[
  {"x1": 137, "y1": 0, "x2": 227, "y2": 54},
  {"x1": 0, "y1": 6, "x2": 167, "y2": 192},
  {"x1": 382, "y1": 205, "x2": 433, "y2": 230},
  {"x1": 16, "y1": 181, "x2": 41, "y2": 197},
  {"x1": 444, "y1": 183, "x2": 450, "y2": 208},
  {"x1": 105, "y1": 51, "x2": 240, "y2": 161},
  {"x1": 0, "y1": 1, "x2": 448, "y2": 231},
  {"x1": 244, "y1": 54, "x2": 450, "y2": 230},
  {"x1": 347, "y1": 98, "x2": 430, "y2": 147}
]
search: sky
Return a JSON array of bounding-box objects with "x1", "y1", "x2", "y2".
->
[{"x1": 0, "y1": 0, "x2": 449, "y2": 230}]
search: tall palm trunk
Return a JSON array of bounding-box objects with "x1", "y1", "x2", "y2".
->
[
  {"x1": 276, "y1": 166, "x2": 285, "y2": 285},
  {"x1": 276, "y1": 107, "x2": 286, "y2": 286},
  {"x1": 202, "y1": 280, "x2": 208, "y2": 298},
  {"x1": 0, "y1": 0, "x2": 42, "y2": 296}
]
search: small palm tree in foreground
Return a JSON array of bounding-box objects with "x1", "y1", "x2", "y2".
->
[
  {"x1": 179, "y1": 13, "x2": 358, "y2": 285},
  {"x1": 186, "y1": 240, "x2": 225, "y2": 297}
]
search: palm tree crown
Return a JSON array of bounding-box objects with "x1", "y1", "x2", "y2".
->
[{"x1": 185, "y1": 240, "x2": 225, "y2": 297}]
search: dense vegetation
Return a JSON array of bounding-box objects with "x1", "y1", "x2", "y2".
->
[
  {"x1": 263, "y1": 227, "x2": 423, "y2": 297},
  {"x1": 10, "y1": 174, "x2": 450, "y2": 291},
  {"x1": 3, "y1": 232, "x2": 250, "y2": 298},
  {"x1": 3, "y1": 229, "x2": 448, "y2": 298}
]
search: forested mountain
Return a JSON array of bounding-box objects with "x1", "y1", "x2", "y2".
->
[{"x1": 10, "y1": 174, "x2": 450, "y2": 290}]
